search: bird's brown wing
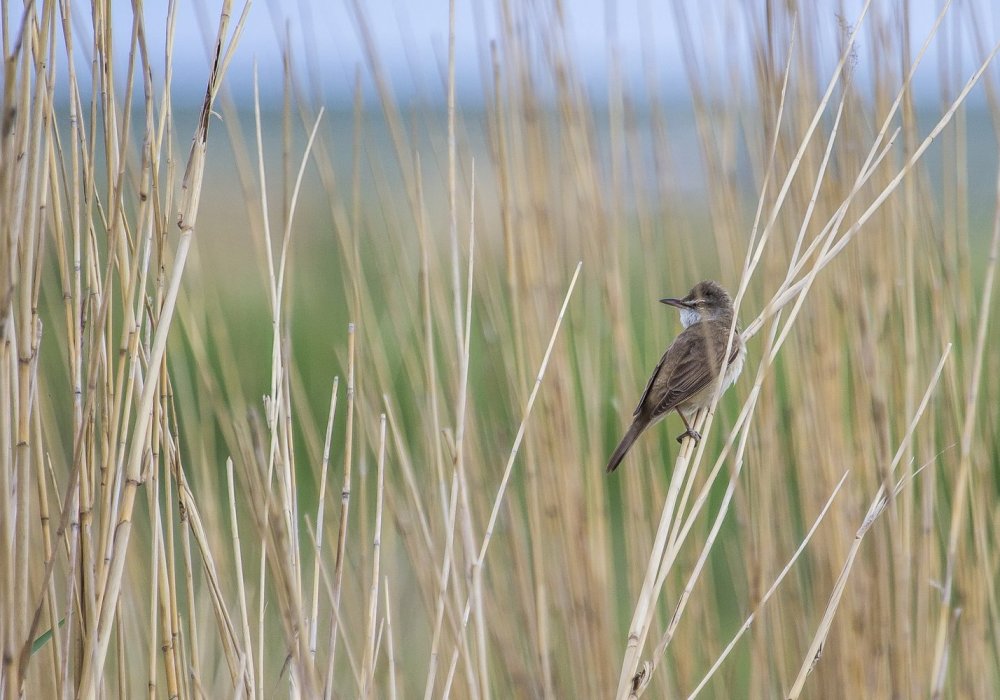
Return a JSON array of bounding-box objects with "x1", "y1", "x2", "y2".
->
[
  {"x1": 632, "y1": 344, "x2": 681, "y2": 417},
  {"x1": 636, "y1": 321, "x2": 738, "y2": 420}
]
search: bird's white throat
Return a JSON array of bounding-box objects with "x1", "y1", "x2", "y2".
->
[{"x1": 679, "y1": 308, "x2": 701, "y2": 328}]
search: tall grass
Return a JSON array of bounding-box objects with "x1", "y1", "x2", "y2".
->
[{"x1": 2, "y1": 0, "x2": 1000, "y2": 698}]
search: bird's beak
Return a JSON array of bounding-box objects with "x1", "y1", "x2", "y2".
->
[{"x1": 659, "y1": 297, "x2": 691, "y2": 310}]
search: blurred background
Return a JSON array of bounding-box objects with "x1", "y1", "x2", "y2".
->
[{"x1": 5, "y1": 0, "x2": 1000, "y2": 698}]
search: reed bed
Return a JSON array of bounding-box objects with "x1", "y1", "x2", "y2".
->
[{"x1": 2, "y1": 0, "x2": 999, "y2": 697}]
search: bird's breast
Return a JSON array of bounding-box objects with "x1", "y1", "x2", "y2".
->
[
  {"x1": 677, "y1": 338, "x2": 746, "y2": 416},
  {"x1": 722, "y1": 340, "x2": 747, "y2": 393}
]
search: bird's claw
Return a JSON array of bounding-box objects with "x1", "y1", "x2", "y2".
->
[{"x1": 676, "y1": 429, "x2": 702, "y2": 444}]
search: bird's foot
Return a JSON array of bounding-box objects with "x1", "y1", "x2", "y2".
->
[{"x1": 676, "y1": 429, "x2": 702, "y2": 444}]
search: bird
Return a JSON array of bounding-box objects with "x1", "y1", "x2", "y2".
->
[{"x1": 605, "y1": 280, "x2": 746, "y2": 473}]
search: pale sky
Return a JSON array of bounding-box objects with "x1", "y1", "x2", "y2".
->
[{"x1": 81, "y1": 0, "x2": 1000, "y2": 107}]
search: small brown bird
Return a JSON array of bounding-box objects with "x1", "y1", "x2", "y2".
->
[{"x1": 606, "y1": 280, "x2": 746, "y2": 473}]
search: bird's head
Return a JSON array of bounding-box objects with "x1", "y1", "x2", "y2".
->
[{"x1": 660, "y1": 280, "x2": 733, "y2": 327}]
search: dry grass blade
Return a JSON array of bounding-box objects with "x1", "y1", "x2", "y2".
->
[
  {"x1": 75, "y1": 4, "x2": 240, "y2": 693},
  {"x1": 311, "y1": 378, "x2": 340, "y2": 656},
  {"x1": 787, "y1": 345, "x2": 953, "y2": 698},
  {"x1": 361, "y1": 415, "x2": 387, "y2": 698},
  {"x1": 327, "y1": 323, "x2": 356, "y2": 697},
  {"x1": 683, "y1": 471, "x2": 850, "y2": 699},
  {"x1": 930, "y1": 156, "x2": 1000, "y2": 696},
  {"x1": 442, "y1": 261, "x2": 583, "y2": 698},
  {"x1": 226, "y1": 457, "x2": 257, "y2": 696}
]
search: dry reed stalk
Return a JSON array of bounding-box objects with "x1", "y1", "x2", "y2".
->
[
  {"x1": 685, "y1": 470, "x2": 849, "y2": 698},
  {"x1": 930, "y1": 157, "x2": 1000, "y2": 696},
  {"x1": 75, "y1": 3, "x2": 247, "y2": 695},
  {"x1": 383, "y1": 577, "x2": 398, "y2": 700},
  {"x1": 226, "y1": 457, "x2": 257, "y2": 696},
  {"x1": 310, "y1": 378, "x2": 339, "y2": 656},
  {"x1": 361, "y1": 414, "x2": 387, "y2": 697},
  {"x1": 442, "y1": 261, "x2": 582, "y2": 697},
  {"x1": 789, "y1": 345, "x2": 953, "y2": 697},
  {"x1": 326, "y1": 322, "x2": 355, "y2": 696}
]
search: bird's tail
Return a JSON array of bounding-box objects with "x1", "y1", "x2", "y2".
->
[{"x1": 605, "y1": 421, "x2": 645, "y2": 473}]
